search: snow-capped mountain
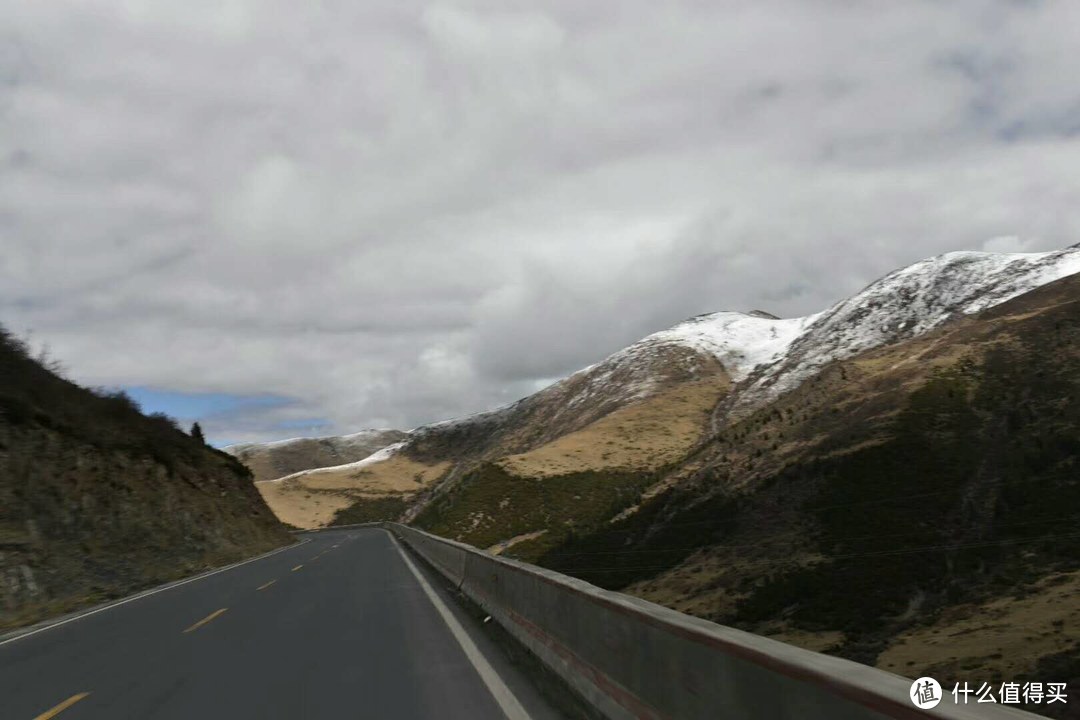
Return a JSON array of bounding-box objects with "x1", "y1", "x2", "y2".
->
[
  {"x1": 725, "y1": 245, "x2": 1080, "y2": 418},
  {"x1": 253, "y1": 244, "x2": 1079, "y2": 530},
  {"x1": 642, "y1": 311, "x2": 819, "y2": 383},
  {"x1": 411, "y1": 244, "x2": 1079, "y2": 452}
]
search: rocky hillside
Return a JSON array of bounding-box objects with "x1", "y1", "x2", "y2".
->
[
  {"x1": 225, "y1": 429, "x2": 407, "y2": 483},
  {"x1": 0, "y1": 328, "x2": 293, "y2": 630}
]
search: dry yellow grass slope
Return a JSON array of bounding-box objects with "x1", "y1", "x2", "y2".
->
[
  {"x1": 876, "y1": 570, "x2": 1080, "y2": 681},
  {"x1": 255, "y1": 455, "x2": 449, "y2": 528},
  {"x1": 495, "y1": 375, "x2": 730, "y2": 479},
  {"x1": 296, "y1": 455, "x2": 450, "y2": 493},
  {"x1": 254, "y1": 480, "x2": 355, "y2": 529}
]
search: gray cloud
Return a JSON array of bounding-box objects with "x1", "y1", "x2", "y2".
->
[{"x1": 3, "y1": 0, "x2": 1080, "y2": 442}]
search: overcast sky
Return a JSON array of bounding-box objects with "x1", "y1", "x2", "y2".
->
[{"x1": 3, "y1": 0, "x2": 1080, "y2": 444}]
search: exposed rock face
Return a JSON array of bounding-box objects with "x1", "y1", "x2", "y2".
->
[
  {"x1": 0, "y1": 331, "x2": 292, "y2": 629},
  {"x1": 225, "y1": 429, "x2": 408, "y2": 483}
]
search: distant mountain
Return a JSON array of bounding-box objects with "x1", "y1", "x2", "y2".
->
[
  {"x1": 225, "y1": 429, "x2": 407, "y2": 483},
  {"x1": 0, "y1": 328, "x2": 292, "y2": 630}
]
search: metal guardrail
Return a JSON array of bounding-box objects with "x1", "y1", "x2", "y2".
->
[{"x1": 385, "y1": 522, "x2": 1044, "y2": 720}]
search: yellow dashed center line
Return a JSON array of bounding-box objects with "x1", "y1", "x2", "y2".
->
[
  {"x1": 184, "y1": 608, "x2": 228, "y2": 633},
  {"x1": 33, "y1": 692, "x2": 90, "y2": 719},
  {"x1": 292, "y1": 564, "x2": 303, "y2": 572},
  {"x1": 257, "y1": 580, "x2": 276, "y2": 591}
]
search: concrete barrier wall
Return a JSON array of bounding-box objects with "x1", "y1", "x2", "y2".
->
[
  {"x1": 394, "y1": 523, "x2": 468, "y2": 586},
  {"x1": 387, "y1": 523, "x2": 1041, "y2": 720}
]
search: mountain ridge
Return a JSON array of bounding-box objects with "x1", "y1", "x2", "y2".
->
[{"x1": 722, "y1": 246, "x2": 1080, "y2": 421}]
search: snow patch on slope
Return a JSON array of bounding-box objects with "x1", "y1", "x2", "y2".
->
[
  {"x1": 542, "y1": 311, "x2": 819, "y2": 417},
  {"x1": 263, "y1": 440, "x2": 409, "y2": 484},
  {"x1": 225, "y1": 428, "x2": 400, "y2": 453},
  {"x1": 649, "y1": 312, "x2": 821, "y2": 382}
]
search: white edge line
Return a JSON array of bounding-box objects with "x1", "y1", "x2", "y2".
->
[
  {"x1": 387, "y1": 531, "x2": 532, "y2": 720},
  {"x1": 0, "y1": 537, "x2": 312, "y2": 648}
]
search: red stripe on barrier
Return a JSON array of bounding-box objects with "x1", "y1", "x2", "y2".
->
[
  {"x1": 395, "y1": 525, "x2": 944, "y2": 720},
  {"x1": 459, "y1": 550, "x2": 937, "y2": 720},
  {"x1": 468, "y1": 580, "x2": 665, "y2": 720}
]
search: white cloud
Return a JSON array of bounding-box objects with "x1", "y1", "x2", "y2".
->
[{"x1": 2, "y1": 0, "x2": 1080, "y2": 441}]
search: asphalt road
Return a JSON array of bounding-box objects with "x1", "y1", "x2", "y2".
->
[{"x1": 0, "y1": 527, "x2": 562, "y2": 720}]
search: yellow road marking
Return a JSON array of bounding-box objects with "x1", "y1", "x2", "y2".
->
[
  {"x1": 33, "y1": 692, "x2": 90, "y2": 719},
  {"x1": 257, "y1": 580, "x2": 276, "y2": 591},
  {"x1": 183, "y1": 608, "x2": 228, "y2": 633},
  {"x1": 292, "y1": 564, "x2": 303, "y2": 572}
]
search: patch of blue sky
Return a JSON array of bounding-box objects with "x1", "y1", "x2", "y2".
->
[
  {"x1": 119, "y1": 387, "x2": 335, "y2": 448},
  {"x1": 121, "y1": 386, "x2": 290, "y2": 421}
]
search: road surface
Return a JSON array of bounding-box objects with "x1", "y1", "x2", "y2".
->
[{"x1": 0, "y1": 527, "x2": 562, "y2": 719}]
